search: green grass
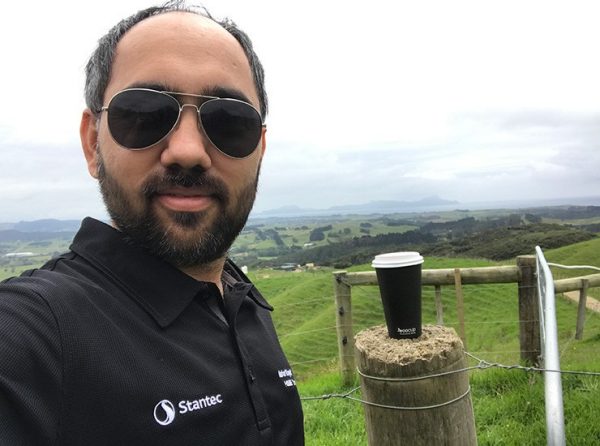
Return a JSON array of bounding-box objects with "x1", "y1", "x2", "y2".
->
[
  {"x1": 2, "y1": 228, "x2": 599, "y2": 444},
  {"x1": 545, "y1": 238, "x2": 600, "y2": 299},
  {"x1": 0, "y1": 237, "x2": 72, "y2": 281},
  {"x1": 254, "y1": 251, "x2": 600, "y2": 445},
  {"x1": 299, "y1": 373, "x2": 366, "y2": 445},
  {"x1": 231, "y1": 218, "x2": 418, "y2": 257}
]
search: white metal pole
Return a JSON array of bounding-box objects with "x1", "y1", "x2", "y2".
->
[{"x1": 535, "y1": 246, "x2": 566, "y2": 446}]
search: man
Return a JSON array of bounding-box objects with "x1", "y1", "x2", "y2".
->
[{"x1": 0, "y1": 2, "x2": 304, "y2": 445}]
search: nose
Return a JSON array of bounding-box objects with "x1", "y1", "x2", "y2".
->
[{"x1": 159, "y1": 104, "x2": 212, "y2": 170}]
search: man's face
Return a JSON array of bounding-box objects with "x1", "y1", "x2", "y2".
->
[{"x1": 81, "y1": 13, "x2": 265, "y2": 268}]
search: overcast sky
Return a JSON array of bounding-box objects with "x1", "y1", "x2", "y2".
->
[{"x1": 1, "y1": 0, "x2": 599, "y2": 222}]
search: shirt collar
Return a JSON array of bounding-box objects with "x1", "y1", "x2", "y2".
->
[{"x1": 69, "y1": 217, "x2": 268, "y2": 328}]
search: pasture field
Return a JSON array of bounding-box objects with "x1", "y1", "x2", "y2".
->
[
  {"x1": 0, "y1": 237, "x2": 72, "y2": 280},
  {"x1": 1, "y1": 214, "x2": 599, "y2": 444},
  {"x1": 252, "y1": 246, "x2": 600, "y2": 445},
  {"x1": 544, "y1": 238, "x2": 600, "y2": 299}
]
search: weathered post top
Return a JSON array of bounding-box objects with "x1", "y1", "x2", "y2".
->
[
  {"x1": 356, "y1": 325, "x2": 465, "y2": 377},
  {"x1": 355, "y1": 325, "x2": 477, "y2": 446}
]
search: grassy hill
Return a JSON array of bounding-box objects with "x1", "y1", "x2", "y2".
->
[
  {"x1": 255, "y1": 250, "x2": 600, "y2": 378},
  {"x1": 234, "y1": 210, "x2": 597, "y2": 268},
  {"x1": 544, "y1": 238, "x2": 600, "y2": 300},
  {"x1": 1, "y1": 210, "x2": 599, "y2": 444},
  {"x1": 545, "y1": 237, "x2": 600, "y2": 266},
  {"x1": 251, "y1": 246, "x2": 600, "y2": 445}
]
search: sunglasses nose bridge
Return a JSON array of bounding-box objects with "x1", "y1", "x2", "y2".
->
[
  {"x1": 175, "y1": 103, "x2": 203, "y2": 133},
  {"x1": 179, "y1": 102, "x2": 201, "y2": 120},
  {"x1": 160, "y1": 102, "x2": 213, "y2": 170}
]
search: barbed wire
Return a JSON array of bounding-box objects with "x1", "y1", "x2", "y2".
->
[
  {"x1": 300, "y1": 351, "x2": 600, "y2": 409},
  {"x1": 301, "y1": 386, "x2": 361, "y2": 402},
  {"x1": 303, "y1": 385, "x2": 473, "y2": 411},
  {"x1": 279, "y1": 326, "x2": 338, "y2": 338},
  {"x1": 444, "y1": 320, "x2": 537, "y2": 325},
  {"x1": 274, "y1": 295, "x2": 334, "y2": 309},
  {"x1": 289, "y1": 357, "x2": 335, "y2": 367},
  {"x1": 465, "y1": 352, "x2": 600, "y2": 377},
  {"x1": 466, "y1": 350, "x2": 538, "y2": 355}
]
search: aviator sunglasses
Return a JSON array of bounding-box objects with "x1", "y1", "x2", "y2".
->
[{"x1": 99, "y1": 88, "x2": 264, "y2": 158}]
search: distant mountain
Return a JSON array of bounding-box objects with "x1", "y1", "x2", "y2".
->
[
  {"x1": 253, "y1": 196, "x2": 459, "y2": 218},
  {"x1": 253, "y1": 205, "x2": 314, "y2": 217},
  {"x1": 0, "y1": 229, "x2": 75, "y2": 243},
  {"x1": 328, "y1": 196, "x2": 458, "y2": 212},
  {"x1": 3, "y1": 196, "x2": 600, "y2": 226},
  {"x1": 12, "y1": 219, "x2": 81, "y2": 232},
  {"x1": 0, "y1": 219, "x2": 80, "y2": 242}
]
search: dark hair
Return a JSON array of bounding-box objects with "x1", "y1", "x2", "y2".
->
[{"x1": 84, "y1": 0, "x2": 268, "y2": 118}]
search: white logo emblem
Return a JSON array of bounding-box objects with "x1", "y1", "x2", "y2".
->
[{"x1": 154, "y1": 399, "x2": 176, "y2": 426}]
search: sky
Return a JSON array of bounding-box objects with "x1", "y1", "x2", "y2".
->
[{"x1": 1, "y1": 0, "x2": 600, "y2": 221}]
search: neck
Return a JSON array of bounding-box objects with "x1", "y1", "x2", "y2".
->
[{"x1": 179, "y1": 257, "x2": 226, "y2": 295}]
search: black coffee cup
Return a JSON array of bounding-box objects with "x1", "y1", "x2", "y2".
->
[{"x1": 372, "y1": 252, "x2": 424, "y2": 339}]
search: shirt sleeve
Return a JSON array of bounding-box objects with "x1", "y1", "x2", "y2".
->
[{"x1": 0, "y1": 280, "x2": 62, "y2": 445}]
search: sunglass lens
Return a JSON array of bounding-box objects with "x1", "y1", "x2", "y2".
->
[
  {"x1": 200, "y1": 99, "x2": 262, "y2": 158},
  {"x1": 107, "y1": 90, "x2": 179, "y2": 149}
]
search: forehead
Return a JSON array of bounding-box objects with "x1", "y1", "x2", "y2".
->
[{"x1": 106, "y1": 12, "x2": 258, "y2": 106}]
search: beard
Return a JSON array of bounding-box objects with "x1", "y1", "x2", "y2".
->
[{"x1": 96, "y1": 151, "x2": 259, "y2": 268}]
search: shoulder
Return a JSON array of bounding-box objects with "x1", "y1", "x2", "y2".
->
[
  {"x1": 0, "y1": 272, "x2": 64, "y2": 443},
  {"x1": 0, "y1": 270, "x2": 66, "y2": 340},
  {"x1": 0, "y1": 257, "x2": 101, "y2": 338}
]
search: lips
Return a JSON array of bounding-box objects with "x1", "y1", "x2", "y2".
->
[
  {"x1": 155, "y1": 187, "x2": 217, "y2": 213},
  {"x1": 142, "y1": 169, "x2": 229, "y2": 213}
]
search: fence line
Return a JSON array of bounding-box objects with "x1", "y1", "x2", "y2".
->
[
  {"x1": 274, "y1": 295, "x2": 334, "y2": 309},
  {"x1": 284, "y1": 320, "x2": 596, "y2": 376},
  {"x1": 300, "y1": 351, "x2": 600, "y2": 404},
  {"x1": 561, "y1": 308, "x2": 597, "y2": 357},
  {"x1": 289, "y1": 358, "x2": 335, "y2": 367},
  {"x1": 333, "y1": 255, "x2": 600, "y2": 385},
  {"x1": 279, "y1": 326, "x2": 338, "y2": 338}
]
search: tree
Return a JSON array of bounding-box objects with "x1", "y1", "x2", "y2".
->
[{"x1": 309, "y1": 229, "x2": 325, "y2": 241}]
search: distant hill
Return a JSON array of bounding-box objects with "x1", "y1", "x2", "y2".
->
[
  {"x1": 544, "y1": 238, "x2": 600, "y2": 272},
  {"x1": 0, "y1": 229, "x2": 75, "y2": 242},
  {"x1": 4, "y1": 219, "x2": 82, "y2": 232},
  {"x1": 252, "y1": 195, "x2": 600, "y2": 218},
  {"x1": 0, "y1": 219, "x2": 80, "y2": 243},
  {"x1": 253, "y1": 196, "x2": 459, "y2": 218}
]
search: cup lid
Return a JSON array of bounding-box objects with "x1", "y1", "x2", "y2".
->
[{"x1": 371, "y1": 251, "x2": 424, "y2": 268}]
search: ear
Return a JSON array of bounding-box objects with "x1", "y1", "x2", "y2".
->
[
  {"x1": 80, "y1": 109, "x2": 100, "y2": 179},
  {"x1": 259, "y1": 126, "x2": 267, "y2": 157}
]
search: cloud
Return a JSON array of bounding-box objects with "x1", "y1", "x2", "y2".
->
[
  {"x1": 255, "y1": 107, "x2": 600, "y2": 211},
  {"x1": 2, "y1": 1, "x2": 600, "y2": 220}
]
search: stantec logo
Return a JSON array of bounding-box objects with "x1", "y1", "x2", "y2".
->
[
  {"x1": 154, "y1": 400, "x2": 176, "y2": 426},
  {"x1": 153, "y1": 394, "x2": 224, "y2": 426}
]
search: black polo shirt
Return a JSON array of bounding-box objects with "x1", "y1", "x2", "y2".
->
[{"x1": 0, "y1": 218, "x2": 304, "y2": 445}]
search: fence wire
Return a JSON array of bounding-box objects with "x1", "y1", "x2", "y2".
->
[{"x1": 300, "y1": 351, "x2": 600, "y2": 410}]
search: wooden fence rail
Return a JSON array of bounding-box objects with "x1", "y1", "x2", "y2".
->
[{"x1": 333, "y1": 255, "x2": 600, "y2": 385}]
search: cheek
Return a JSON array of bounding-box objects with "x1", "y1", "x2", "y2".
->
[
  {"x1": 225, "y1": 158, "x2": 261, "y2": 190},
  {"x1": 99, "y1": 147, "x2": 158, "y2": 192},
  {"x1": 99, "y1": 122, "x2": 158, "y2": 179}
]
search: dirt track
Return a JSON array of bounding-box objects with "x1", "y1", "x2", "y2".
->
[{"x1": 561, "y1": 291, "x2": 600, "y2": 313}]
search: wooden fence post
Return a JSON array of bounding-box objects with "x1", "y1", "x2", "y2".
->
[
  {"x1": 434, "y1": 285, "x2": 444, "y2": 325},
  {"x1": 517, "y1": 255, "x2": 540, "y2": 365},
  {"x1": 355, "y1": 325, "x2": 477, "y2": 445},
  {"x1": 576, "y1": 279, "x2": 589, "y2": 340},
  {"x1": 333, "y1": 271, "x2": 355, "y2": 386},
  {"x1": 454, "y1": 269, "x2": 467, "y2": 349}
]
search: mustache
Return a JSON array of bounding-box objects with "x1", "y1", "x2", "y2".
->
[{"x1": 142, "y1": 167, "x2": 229, "y2": 203}]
